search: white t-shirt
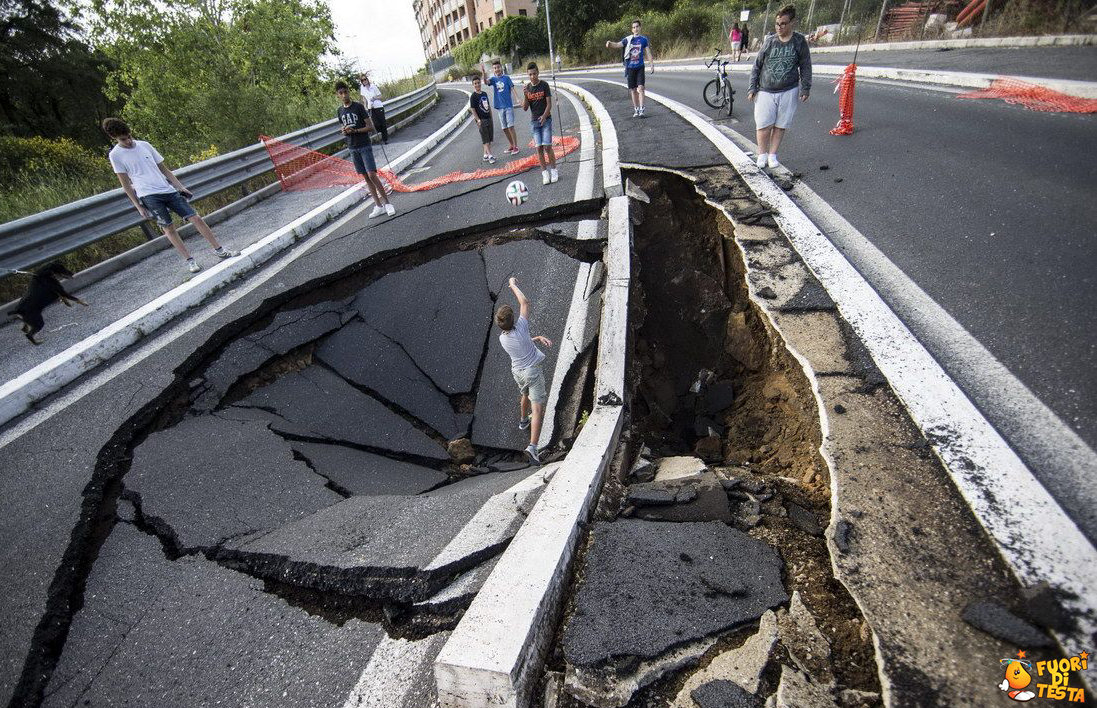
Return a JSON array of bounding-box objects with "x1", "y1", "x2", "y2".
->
[
  {"x1": 499, "y1": 316, "x2": 545, "y2": 371},
  {"x1": 360, "y1": 84, "x2": 384, "y2": 109},
  {"x1": 108, "y1": 141, "x2": 175, "y2": 197}
]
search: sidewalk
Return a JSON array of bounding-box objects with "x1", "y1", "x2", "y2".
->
[{"x1": 0, "y1": 89, "x2": 468, "y2": 387}]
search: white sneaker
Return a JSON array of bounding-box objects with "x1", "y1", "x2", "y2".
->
[
  {"x1": 384, "y1": 203, "x2": 396, "y2": 216},
  {"x1": 525, "y1": 444, "x2": 541, "y2": 464},
  {"x1": 632, "y1": 107, "x2": 640, "y2": 117},
  {"x1": 638, "y1": 106, "x2": 645, "y2": 117},
  {"x1": 756, "y1": 154, "x2": 767, "y2": 168},
  {"x1": 542, "y1": 170, "x2": 551, "y2": 185},
  {"x1": 212, "y1": 247, "x2": 238, "y2": 259},
  {"x1": 768, "y1": 154, "x2": 781, "y2": 169},
  {"x1": 368, "y1": 205, "x2": 385, "y2": 219},
  {"x1": 186, "y1": 258, "x2": 201, "y2": 273},
  {"x1": 550, "y1": 168, "x2": 559, "y2": 183},
  {"x1": 487, "y1": 154, "x2": 496, "y2": 164}
]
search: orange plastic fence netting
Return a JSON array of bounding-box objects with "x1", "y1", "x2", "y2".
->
[
  {"x1": 958, "y1": 79, "x2": 1097, "y2": 113},
  {"x1": 260, "y1": 134, "x2": 581, "y2": 192},
  {"x1": 830, "y1": 63, "x2": 857, "y2": 136}
]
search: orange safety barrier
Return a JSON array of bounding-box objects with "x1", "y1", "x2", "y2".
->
[
  {"x1": 955, "y1": 0, "x2": 984, "y2": 26},
  {"x1": 830, "y1": 64, "x2": 857, "y2": 136},
  {"x1": 260, "y1": 134, "x2": 581, "y2": 192},
  {"x1": 958, "y1": 78, "x2": 1097, "y2": 113}
]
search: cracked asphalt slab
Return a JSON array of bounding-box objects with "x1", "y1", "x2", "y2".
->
[
  {"x1": 0, "y1": 88, "x2": 471, "y2": 386},
  {"x1": 0, "y1": 85, "x2": 600, "y2": 705}
]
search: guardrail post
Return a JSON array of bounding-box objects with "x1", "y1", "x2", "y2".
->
[{"x1": 139, "y1": 221, "x2": 159, "y2": 241}]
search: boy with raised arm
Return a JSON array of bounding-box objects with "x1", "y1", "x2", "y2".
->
[
  {"x1": 496, "y1": 277, "x2": 553, "y2": 464},
  {"x1": 103, "y1": 118, "x2": 237, "y2": 274},
  {"x1": 483, "y1": 60, "x2": 521, "y2": 155},
  {"x1": 605, "y1": 19, "x2": 653, "y2": 118}
]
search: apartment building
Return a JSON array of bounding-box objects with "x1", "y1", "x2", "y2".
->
[{"x1": 413, "y1": 0, "x2": 539, "y2": 60}]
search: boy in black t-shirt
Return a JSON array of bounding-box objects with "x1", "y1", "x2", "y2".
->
[
  {"x1": 521, "y1": 63, "x2": 558, "y2": 185},
  {"x1": 336, "y1": 82, "x2": 394, "y2": 219},
  {"x1": 469, "y1": 76, "x2": 496, "y2": 164}
]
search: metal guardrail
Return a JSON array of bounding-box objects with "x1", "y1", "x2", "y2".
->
[{"x1": 0, "y1": 82, "x2": 438, "y2": 274}]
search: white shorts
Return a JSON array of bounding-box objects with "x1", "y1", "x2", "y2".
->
[
  {"x1": 754, "y1": 86, "x2": 800, "y2": 130},
  {"x1": 731, "y1": 41, "x2": 742, "y2": 50}
]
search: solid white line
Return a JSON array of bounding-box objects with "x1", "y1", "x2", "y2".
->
[
  {"x1": 567, "y1": 64, "x2": 1097, "y2": 98},
  {"x1": 540, "y1": 88, "x2": 598, "y2": 448},
  {"x1": 342, "y1": 634, "x2": 449, "y2": 708},
  {"x1": 557, "y1": 82, "x2": 622, "y2": 196},
  {"x1": 632, "y1": 84, "x2": 1097, "y2": 660}
]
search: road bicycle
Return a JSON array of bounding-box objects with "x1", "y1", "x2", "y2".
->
[{"x1": 702, "y1": 50, "x2": 735, "y2": 117}]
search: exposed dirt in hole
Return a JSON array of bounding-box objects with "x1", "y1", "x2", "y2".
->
[{"x1": 555, "y1": 170, "x2": 881, "y2": 706}]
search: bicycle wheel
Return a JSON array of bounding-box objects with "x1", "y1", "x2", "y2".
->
[
  {"x1": 724, "y1": 79, "x2": 735, "y2": 116},
  {"x1": 703, "y1": 78, "x2": 723, "y2": 109}
]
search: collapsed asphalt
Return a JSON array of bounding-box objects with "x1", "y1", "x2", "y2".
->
[{"x1": 0, "y1": 85, "x2": 601, "y2": 706}]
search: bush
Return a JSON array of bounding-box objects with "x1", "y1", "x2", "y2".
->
[
  {"x1": 575, "y1": 1, "x2": 733, "y2": 64},
  {"x1": 454, "y1": 16, "x2": 548, "y2": 66},
  {"x1": 0, "y1": 135, "x2": 112, "y2": 186}
]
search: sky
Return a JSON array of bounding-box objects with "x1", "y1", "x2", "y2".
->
[{"x1": 326, "y1": 0, "x2": 428, "y2": 82}]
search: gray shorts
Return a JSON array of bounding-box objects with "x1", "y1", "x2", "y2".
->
[{"x1": 512, "y1": 363, "x2": 548, "y2": 404}]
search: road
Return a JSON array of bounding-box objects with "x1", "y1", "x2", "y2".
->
[
  {"x1": 0, "y1": 86, "x2": 599, "y2": 706},
  {"x1": 565, "y1": 62, "x2": 1097, "y2": 543}
]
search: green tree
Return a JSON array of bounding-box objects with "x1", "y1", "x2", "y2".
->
[
  {"x1": 536, "y1": 0, "x2": 619, "y2": 54},
  {"x1": 89, "y1": 0, "x2": 338, "y2": 162},
  {"x1": 0, "y1": 0, "x2": 120, "y2": 148}
]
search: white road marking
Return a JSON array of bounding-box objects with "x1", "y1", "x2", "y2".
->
[{"x1": 342, "y1": 633, "x2": 449, "y2": 708}]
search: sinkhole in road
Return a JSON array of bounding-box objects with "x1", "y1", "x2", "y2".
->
[
  {"x1": 16, "y1": 220, "x2": 605, "y2": 708},
  {"x1": 552, "y1": 171, "x2": 882, "y2": 707}
]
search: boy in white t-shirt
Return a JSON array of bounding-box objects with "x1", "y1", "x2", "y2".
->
[
  {"x1": 495, "y1": 277, "x2": 553, "y2": 464},
  {"x1": 102, "y1": 117, "x2": 237, "y2": 274}
]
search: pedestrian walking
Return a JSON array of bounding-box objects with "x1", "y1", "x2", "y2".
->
[
  {"x1": 336, "y1": 82, "x2": 395, "y2": 219},
  {"x1": 747, "y1": 4, "x2": 811, "y2": 170},
  {"x1": 730, "y1": 22, "x2": 743, "y2": 61},
  {"x1": 605, "y1": 19, "x2": 653, "y2": 117},
  {"x1": 522, "y1": 62, "x2": 558, "y2": 185},
  {"x1": 469, "y1": 76, "x2": 496, "y2": 164},
  {"x1": 496, "y1": 277, "x2": 553, "y2": 464},
  {"x1": 741, "y1": 24, "x2": 750, "y2": 56},
  {"x1": 358, "y1": 74, "x2": 389, "y2": 144},
  {"x1": 103, "y1": 118, "x2": 238, "y2": 274},
  {"x1": 484, "y1": 60, "x2": 521, "y2": 155}
]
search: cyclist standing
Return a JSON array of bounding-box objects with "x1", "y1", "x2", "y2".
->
[{"x1": 606, "y1": 19, "x2": 653, "y2": 118}]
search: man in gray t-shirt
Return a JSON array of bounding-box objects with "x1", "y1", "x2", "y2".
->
[
  {"x1": 496, "y1": 277, "x2": 554, "y2": 464},
  {"x1": 748, "y1": 4, "x2": 811, "y2": 171}
]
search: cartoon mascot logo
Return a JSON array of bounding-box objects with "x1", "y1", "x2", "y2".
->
[{"x1": 1000, "y1": 651, "x2": 1036, "y2": 702}]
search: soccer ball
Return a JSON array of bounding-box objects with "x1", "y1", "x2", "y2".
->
[{"x1": 506, "y1": 180, "x2": 529, "y2": 206}]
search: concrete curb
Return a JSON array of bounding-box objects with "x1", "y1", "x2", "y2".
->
[
  {"x1": 566, "y1": 64, "x2": 1097, "y2": 98},
  {"x1": 637, "y1": 86, "x2": 1097, "y2": 666},
  {"x1": 0, "y1": 98, "x2": 472, "y2": 429},
  {"x1": 434, "y1": 88, "x2": 628, "y2": 707},
  {"x1": 0, "y1": 94, "x2": 443, "y2": 319}
]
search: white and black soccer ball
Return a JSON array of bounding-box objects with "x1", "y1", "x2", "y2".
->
[{"x1": 506, "y1": 180, "x2": 529, "y2": 206}]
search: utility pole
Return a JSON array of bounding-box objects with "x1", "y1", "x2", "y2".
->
[
  {"x1": 544, "y1": 0, "x2": 557, "y2": 80},
  {"x1": 762, "y1": 0, "x2": 772, "y2": 36},
  {"x1": 874, "y1": 0, "x2": 888, "y2": 41},
  {"x1": 806, "y1": 0, "x2": 817, "y2": 31}
]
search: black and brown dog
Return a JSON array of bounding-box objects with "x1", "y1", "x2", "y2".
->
[{"x1": 8, "y1": 262, "x2": 88, "y2": 345}]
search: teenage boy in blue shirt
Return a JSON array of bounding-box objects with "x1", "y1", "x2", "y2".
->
[
  {"x1": 484, "y1": 60, "x2": 521, "y2": 155},
  {"x1": 606, "y1": 19, "x2": 653, "y2": 117}
]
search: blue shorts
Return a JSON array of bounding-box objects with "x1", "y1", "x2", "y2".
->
[
  {"x1": 349, "y1": 145, "x2": 377, "y2": 175},
  {"x1": 530, "y1": 117, "x2": 553, "y2": 147},
  {"x1": 140, "y1": 191, "x2": 196, "y2": 226},
  {"x1": 498, "y1": 107, "x2": 516, "y2": 130}
]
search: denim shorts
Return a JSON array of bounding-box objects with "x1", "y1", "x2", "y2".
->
[
  {"x1": 140, "y1": 191, "x2": 196, "y2": 226},
  {"x1": 349, "y1": 144, "x2": 377, "y2": 174},
  {"x1": 498, "y1": 107, "x2": 516, "y2": 130},
  {"x1": 530, "y1": 117, "x2": 553, "y2": 147},
  {"x1": 512, "y1": 363, "x2": 548, "y2": 404}
]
